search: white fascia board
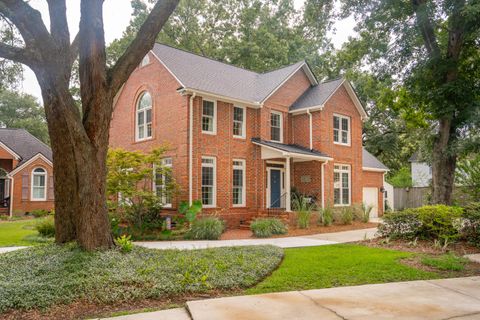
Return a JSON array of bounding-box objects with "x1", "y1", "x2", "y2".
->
[{"x1": 178, "y1": 88, "x2": 262, "y2": 108}]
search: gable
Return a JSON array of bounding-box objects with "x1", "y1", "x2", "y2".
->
[
  {"x1": 0, "y1": 142, "x2": 19, "y2": 160},
  {"x1": 264, "y1": 69, "x2": 313, "y2": 109}
]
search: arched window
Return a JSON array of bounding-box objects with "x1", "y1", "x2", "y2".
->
[
  {"x1": 31, "y1": 167, "x2": 47, "y2": 201},
  {"x1": 136, "y1": 92, "x2": 152, "y2": 141},
  {"x1": 140, "y1": 54, "x2": 150, "y2": 67}
]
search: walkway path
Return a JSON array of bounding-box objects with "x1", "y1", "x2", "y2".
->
[
  {"x1": 0, "y1": 246, "x2": 27, "y2": 254},
  {"x1": 103, "y1": 276, "x2": 480, "y2": 320},
  {"x1": 135, "y1": 228, "x2": 377, "y2": 250}
]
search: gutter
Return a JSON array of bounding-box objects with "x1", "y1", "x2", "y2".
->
[
  {"x1": 306, "y1": 109, "x2": 313, "y2": 150},
  {"x1": 178, "y1": 88, "x2": 262, "y2": 108},
  {"x1": 321, "y1": 161, "x2": 328, "y2": 209},
  {"x1": 7, "y1": 174, "x2": 13, "y2": 218}
]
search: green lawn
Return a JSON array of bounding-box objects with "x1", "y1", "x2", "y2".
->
[
  {"x1": 0, "y1": 219, "x2": 45, "y2": 247},
  {"x1": 247, "y1": 244, "x2": 440, "y2": 294}
]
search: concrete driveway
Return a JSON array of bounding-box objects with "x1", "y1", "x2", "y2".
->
[{"x1": 104, "y1": 277, "x2": 480, "y2": 320}]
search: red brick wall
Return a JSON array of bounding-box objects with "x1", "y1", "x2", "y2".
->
[
  {"x1": 109, "y1": 52, "x2": 189, "y2": 208},
  {"x1": 11, "y1": 157, "x2": 54, "y2": 215}
]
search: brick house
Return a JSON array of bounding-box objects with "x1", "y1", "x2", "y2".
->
[
  {"x1": 110, "y1": 44, "x2": 388, "y2": 227},
  {"x1": 0, "y1": 128, "x2": 54, "y2": 217}
]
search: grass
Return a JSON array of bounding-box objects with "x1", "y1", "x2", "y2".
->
[
  {"x1": 421, "y1": 253, "x2": 469, "y2": 271},
  {"x1": 0, "y1": 244, "x2": 283, "y2": 312},
  {"x1": 0, "y1": 218, "x2": 50, "y2": 247},
  {"x1": 247, "y1": 244, "x2": 440, "y2": 294}
]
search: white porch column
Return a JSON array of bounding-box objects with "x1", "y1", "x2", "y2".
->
[{"x1": 285, "y1": 156, "x2": 291, "y2": 212}]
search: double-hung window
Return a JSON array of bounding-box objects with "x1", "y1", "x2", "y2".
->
[
  {"x1": 136, "y1": 92, "x2": 153, "y2": 141},
  {"x1": 333, "y1": 114, "x2": 350, "y2": 145},
  {"x1": 201, "y1": 157, "x2": 216, "y2": 207},
  {"x1": 334, "y1": 164, "x2": 350, "y2": 206},
  {"x1": 202, "y1": 100, "x2": 216, "y2": 134},
  {"x1": 270, "y1": 111, "x2": 283, "y2": 142},
  {"x1": 31, "y1": 167, "x2": 47, "y2": 201},
  {"x1": 232, "y1": 159, "x2": 246, "y2": 206},
  {"x1": 155, "y1": 158, "x2": 173, "y2": 208},
  {"x1": 233, "y1": 106, "x2": 246, "y2": 138}
]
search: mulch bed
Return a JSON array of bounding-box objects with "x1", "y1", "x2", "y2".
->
[{"x1": 220, "y1": 221, "x2": 378, "y2": 240}]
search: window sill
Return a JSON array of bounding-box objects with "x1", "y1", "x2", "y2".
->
[
  {"x1": 202, "y1": 131, "x2": 217, "y2": 136},
  {"x1": 334, "y1": 204, "x2": 351, "y2": 207},
  {"x1": 270, "y1": 139, "x2": 283, "y2": 143},
  {"x1": 233, "y1": 135, "x2": 246, "y2": 140},
  {"x1": 333, "y1": 142, "x2": 351, "y2": 147},
  {"x1": 134, "y1": 137, "x2": 154, "y2": 144},
  {"x1": 30, "y1": 199, "x2": 47, "y2": 202}
]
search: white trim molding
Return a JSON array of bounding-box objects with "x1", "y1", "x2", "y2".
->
[
  {"x1": 0, "y1": 141, "x2": 21, "y2": 160},
  {"x1": 363, "y1": 167, "x2": 389, "y2": 172},
  {"x1": 201, "y1": 98, "x2": 217, "y2": 135},
  {"x1": 31, "y1": 167, "x2": 47, "y2": 201},
  {"x1": 9, "y1": 153, "x2": 52, "y2": 177}
]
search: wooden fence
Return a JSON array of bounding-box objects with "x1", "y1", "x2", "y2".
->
[{"x1": 393, "y1": 187, "x2": 430, "y2": 210}]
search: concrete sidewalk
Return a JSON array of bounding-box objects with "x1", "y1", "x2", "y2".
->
[
  {"x1": 103, "y1": 277, "x2": 480, "y2": 320},
  {"x1": 135, "y1": 228, "x2": 377, "y2": 250},
  {"x1": 0, "y1": 246, "x2": 27, "y2": 254}
]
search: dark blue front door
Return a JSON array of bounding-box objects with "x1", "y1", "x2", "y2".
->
[{"x1": 270, "y1": 169, "x2": 281, "y2": 208}]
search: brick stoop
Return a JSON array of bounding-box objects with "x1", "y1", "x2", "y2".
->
[{"x1": 0, "y1": 207, "x2": 8, "y2": 216}]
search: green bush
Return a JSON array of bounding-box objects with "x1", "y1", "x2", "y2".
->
[
  {"x1": 31, "y1": 209, "x2": 50, "y2": 218},
  {"x1": 250, "y1": 218, "x2": 287, "y2": 238},
  {"x1": 115, "y1": 235, "x2": 133, "y2": 253},
  {"x1": 35, "y1": 217, "x2": 55, "y2": 238},
  {"x1": 185, "y1": 217, "x2": 225, "y2": 240},
  {"x1": 378, "y1": 205, "x2": 463, "y2": 241},
  {"x1": 360, "y1": 203, "x2": 373, "y2": 223},
  {"x1": 461, "y1": 202, "x2": 480, "y2": 247},
  {"x1": 377, "y1": 210, "x2": 421, "y2": 239},
  {"x1": 292, "y1": 194, "x2": 314, "y2": 229}
]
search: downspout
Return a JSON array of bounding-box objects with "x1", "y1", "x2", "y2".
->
[
  {"x1": 189, "y1": 93, "x2": 196, "y2": 206},
  {"x1": 321, "y1": 161, "x2": 328, "y2": 209},
  {"x1": 8, "y1": 175, "x2": 13, "y2": 218},
  {"x1": 306, "y1": 109, "x2": 313, "y2": 150}
]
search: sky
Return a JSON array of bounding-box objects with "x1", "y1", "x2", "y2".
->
[{"x1": 20, "y1": 0, "x2": 356, "y2": 101}]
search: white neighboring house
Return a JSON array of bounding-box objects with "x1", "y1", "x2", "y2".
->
[{"x1": 409, "y1": 152, "x2": 432, "y2": 187}]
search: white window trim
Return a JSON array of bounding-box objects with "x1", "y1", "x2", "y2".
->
[
  {"x1": 201, "y1": 156, "x2": 216, "y2": 208},
  {"x1": 153, "y1": 158, "x2": 173, "y2": 208},
  {"x1": 333, "y1": 113, "x2": 351, "y2": 146},
  {"x1": 135, "y1": 92, "x2": 153, "y2": 142},
  {"x1": 232, "y1": 159, "x2": 246, "y2": 207},
  {"x1": 202, "y1": 99, "x2": 217, "y2": 135},
  {"x1": 270, "y1": 111, "x2": 283, "y2": 143},
  {"x1": 333, "y1": 164, "x2": 351, "y2": 207},
  {"x1": 31, "y1": 167, "x2": 47, "y2": 201},
  {"x1": 233, "y1": 105, "x2": 246, "y2": 139}
]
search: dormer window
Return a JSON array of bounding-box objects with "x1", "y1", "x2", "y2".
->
[
  {"x1": 333, "y1": 114, "x2": 350, "y2": 146},
  {"x1": 270, "y1": 111, "x2": 283, "y2": 142}
]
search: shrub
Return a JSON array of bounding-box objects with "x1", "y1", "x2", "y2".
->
[
  {"x1": 179, "y1": 200, "x2": 203, "y2": 224},
  {"x1": 296, "y1": 210, "x2": 311, "y2": 229},
  {"x1": 292, "y1": 194, "x2": 314, "y2": 229},
  {"x1": 415, "y1": 205, "x2": 463, "y2": 242},
  {"x1": 360, "y1": 203, "x2": 373, "y2": 223},
  {"x1": 378, "y1": 205, "x2": 463, "y2": 241},
  {"x1": 115, "y1": 235, "x2": 133, "y2": 253},
  {"x1": 31, "y1": 209, "x2": 49, "y2": 218},
  {"x1": 461, "y1": 202, "x2": 480, "y2": 247},
  {"x1": 340, "y1": 207, "x2": 354, "y2": 225},
  {"x1": 250, "y1": 218, "x2": 287, "y2": 238},
  {"x1": 185, "y1": 217, "x2": 225, "y2": 240},
  {"x1": 319, "y1": 205, "x2": 333, "y2": 226},
  {"x1": 35, "y1": 217, "x2": 55, "y2": 237}
]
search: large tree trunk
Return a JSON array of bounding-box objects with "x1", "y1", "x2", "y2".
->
[
  {"x1": 431, "y1": 117, "x2": 457, "y2": 204},
  {"x1": 36, "y1": 67, "x2": 114, "y2": 249}
]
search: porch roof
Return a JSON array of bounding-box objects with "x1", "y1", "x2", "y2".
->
[{"x1": 252, "y1": 138, "x2": 331, "y2": 161}]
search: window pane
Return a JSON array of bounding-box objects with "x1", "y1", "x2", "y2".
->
[
  {"x1": 33, "y1": 175, "x2": 45, "y2": 187},
  {"x1": 203, "y1": 101, "x2": 214, "y2": 116},
  {"x1": 138, "y1": 125, "x2": 144, "y2": 139},
  {"x1": 334, "y1": 189, "x2": 340, "y2": 204},
  {"x1": 271, "y1": 127, "x2": 280, "y2": 141},
  {"x1": 233, "y1": 169, "x2": 243, "y2": 187},
  {"x1": 202, "y1": 186, "x2": 212, "y2": 205},
  {"x1": 146, "y1": 109, "x2": 152, "y2": 123},
  {"x1": 233, "y1": 122, "x2": 242, "y2": 136},
  {"x1": 333, "y1": 129, "x2": 339, "y2": 142},
  {"x1": 342, "y1": 131, "x2": 348, "y2": 144},
  {"x1": 342, "y1": 118, "x2": 349, "y2": 131},
  {"x1": 271, "y1": 113, "x2": 280, "y2": 127},
  {"x1": 33, "y1": 187, "x2": 45, "y2": 199},
  {"x1": 202, "y1": 167, "x2": 213, "y2": 186},
  {"x1": 137, "y1": 112, "x2": 144, "y2": 125},
  {"x1": 234, "y1": 107, "x2": 243, "y2": 121},
  {"x1": 202, "y1": 117, "x2": 212, "y2": 132},
  {"x1": 233, "y1": 187, "x2": 243, "y2": 205},
  {"x1": 342, "y1": 172, "x2": 349, "y2": 188},
  {"x1": 342, "y1": 189, "x2": 349, "y2": 204},
  {"x1": 202, "y1": 158, "x2": 214, "y2": 165},
  {"x1": 333, "y1": 116, "x2": 340, "y2": 129},
  {"x1": 138, "y1": 92, "x2": 152, "y2": 110},
  {"x1": 147, "y1": 124, "x2": 152, "y2": 137}
]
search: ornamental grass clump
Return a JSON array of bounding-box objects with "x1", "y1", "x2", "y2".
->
[
  {"x1": 185, "y1": 217, "x2": 225, "y2": 240},
  {"x1": 292, "y1": 194, "x2": 314, "y2": 229},
  {"x1": 250, "y1": 218, "x2": 287, "y2": 238}
]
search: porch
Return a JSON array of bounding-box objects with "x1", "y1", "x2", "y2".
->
[{"x1": 252, "y1": 138, "x2": 332, "y2": 213}]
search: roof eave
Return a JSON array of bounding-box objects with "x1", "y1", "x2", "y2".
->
[
  {"x1": 252, "y1": 140, "x2": 332, "y2": 162},
  {"x1": 177, "y1": 88, "x2": 263, "y2": 108},
  {"x1": 362, "y1": 167, "x2": 389, "y2": 172}
]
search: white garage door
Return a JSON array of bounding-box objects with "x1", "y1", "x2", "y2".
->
[{"x1": 363, "y1": 187, "x2": 378, "y2": 218}]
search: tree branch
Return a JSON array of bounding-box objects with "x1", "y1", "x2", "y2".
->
[
  {"x1": 0, "y1": 42, "x2": 34, "y2": 65},
  {"x1": 107, "y1": 0, "x2": 180, "y2": 95},
  {"x1": 0, "y1": 0, "x2": 53, "y2": 55},
  {"x1": 411, "y1": 0, "x2": 441, "y2": 59},
  {"x1": 47, "y1": 0, "x2": 70, "y2": 48}
]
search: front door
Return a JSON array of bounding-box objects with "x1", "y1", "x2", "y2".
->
[{"x1": 270, "y1": 169, "x2": 282, "y2": 208}]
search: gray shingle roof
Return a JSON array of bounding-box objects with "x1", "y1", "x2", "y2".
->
[
  {"x1": 0, "y1": 128, "x2": 52, "y2": 167},
  {"x1": 152, "y1": 44, "x2": 310, "y2": 103},
  {"x1": 290, "y1": 78, "x2": 344, "y2": 111},
  {"x1": 252, "y1": 138, "x2": 330, "y2": 158},
  {"x1": 363, "y1": 148, "x2": 388, "y2": 171}
]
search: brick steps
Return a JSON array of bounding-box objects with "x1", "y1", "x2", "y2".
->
[{"x1": 238, "y1": 220, "x2": 252, "y2": 230}]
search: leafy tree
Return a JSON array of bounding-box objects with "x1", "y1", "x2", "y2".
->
[
  {"x1": 107, "y1": 148, "x2": 176, "y2": 232},
  {"x1": 456, "y1": 154, "x2": 480, "y2": 201},
  {"x1": 336, "y1": 0, "x2": 480, "y2": 204},
  {"x1": 0, "y1": 0, "x2": 179, "y2": 250},
  {"x1": 0, "y1": 90, "x2": 49, "y2": 143},
  {"x1": 387, "y1": 167, "x2": 413, "y2": 188}
]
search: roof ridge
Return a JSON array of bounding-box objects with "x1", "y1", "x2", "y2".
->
[
  {"x1": 154, "y1": 43, "x2": 259, "y2": 75},
  {"x1": 318, "y1": 76, "x2": 344, "y2": 84},
  {"x1": 259, "y1": 60, "x2": 305, "y2": 75}
]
